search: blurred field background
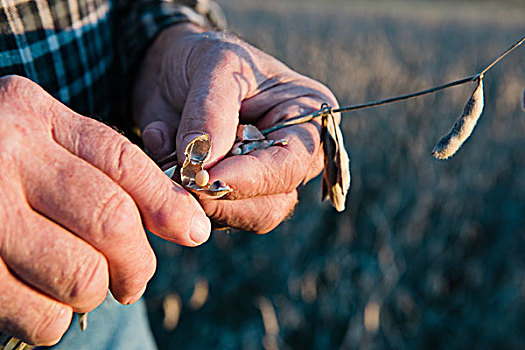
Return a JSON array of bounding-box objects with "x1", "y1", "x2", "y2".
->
[{"x1": 145, "y1": 0, "x2": 525, "y2": 349}]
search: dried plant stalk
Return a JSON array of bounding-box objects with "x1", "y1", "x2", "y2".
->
[
  {"x1": 521, "y1": 88, "x2": 525, "y2": 112},
  {"x1": 321, "y1": 110, "x2": 351, "y2": 212},
  {"x1": 162, "y1": 293, "x2": 182, "y2": 331},
  {"x1": 432, "y1": 79, "x2": 484, "y2": 160},
  {"x1": 78, "y1": 313, "x2": 88, "y2": 332}
]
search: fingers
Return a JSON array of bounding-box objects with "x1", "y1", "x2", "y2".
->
[
  {"x1": 142, "y1": 120, "x2": 178, "y2": 161},
  {"x1": 50, "y1": 111, "x2": 211, "y2": 246},
  {"x1": 1, "y1": 207, "x2": 108, "y2": 313},
  {"x1": 200, "y1": 190, "x2": 298, "y2": 233},
  {"x1": 0, "y1": 259, "x2": 72, "y2": 346},
  {"x1": 0, "y1": 143, "x2": 108, "y2": 314},
  {"x1": 18, "y1": 142, "x2": 152, "y2": 304},
  {"x1": 139, "y1": 84, "x2": 180, "y2": 161},
  {"x1": 209, "y1": 122, "x2": 323, "y2": 200},
  {"x1": 176, "y1": 37, "x2": 253, "y2": 166}
]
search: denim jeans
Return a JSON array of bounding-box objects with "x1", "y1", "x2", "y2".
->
[{"x1": 42, "y1": 294, "x2": 157, "y2": 350}]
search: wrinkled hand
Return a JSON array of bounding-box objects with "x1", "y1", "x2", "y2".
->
[
  {"x1": 0, "y1": 76, "x2": 210, "y2": 345},
  {"x1": 134, "y1": 23, "x2": 337, "y2": 232}
]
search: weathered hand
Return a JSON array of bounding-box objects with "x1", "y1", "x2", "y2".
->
[
  {"x1": 134, "y1": 23, "x2": 337, "y2": 233},
  {"x1": 0, "y1": 76, "x2": 210, "y2": 345}
]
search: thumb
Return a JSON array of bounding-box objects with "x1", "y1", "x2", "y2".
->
[{"x1": 176, "y1": 61, "x2": 246, "y2": 167}]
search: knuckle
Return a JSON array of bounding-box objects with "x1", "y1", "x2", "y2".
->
[
  {"x1": 133, "y1": 245, "x2": 156, "y2": 282},
  {"x1": 308, "y1": 80, "x2": 339, "y2": 106},
  {"x1": 0, "y1": 132, "x2": 21, "y2": 163},
  {"x1": 31, "y1": 302, "x2": 72, "y2": 346},
  {"x1": 93, "y1": 189, "x2": 140, "y2": 244},
  {"x1": 0, "y1": 75, "x2": 28, "y2": 96},
  {"x1": 143, "y1": 250, "x2": 157, "y2": 281},
  {"x1": 0, "y1": 75, "x2": 55, "y2": 128},
  {"x1": 114, "y1": 247, "x2": 156, "y2": 301},
  {"x1": 251, "y1": 209, "x2": 280, "y2": 234},
  {"x1": 139, "y1": 176, "x2": 199, "y2": 239},
  {"x1": 190, "y1": 32, "x2": 249, "y2": 69},
  {"x1": 0, "y1": 75, "x2": 41, "y2": 108},
  {"x1": 201, "y1": 200, "x2": 226, "y2": 226},
  {"x1": 65, "y1": 252, "x2": 108, "y2": 310},
  {"x1": 135, "y1": 250, "x2": 157, "y2": 288},
  {"x1": 111, "y1": 139, "x2": 150, "y2": 184},
  {"x1": 253, "y1": 195, "x2": 297, "y2": 234},
  {"x1": 145, "y1": 191, "x2": 177, "y2": 232}
]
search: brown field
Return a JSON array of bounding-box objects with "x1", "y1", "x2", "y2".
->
[{"x1": 145, "y1": 1, "x2": 525, "y2": 349}]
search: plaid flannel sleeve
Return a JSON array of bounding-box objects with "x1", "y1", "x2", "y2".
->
[{"x1": 114, "y1": 0, "x2": 226, "y2": 77}]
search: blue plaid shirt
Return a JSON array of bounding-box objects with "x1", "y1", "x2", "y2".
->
[{"x1": 0, "y1": 0, "x2": 224, "y2": 129}]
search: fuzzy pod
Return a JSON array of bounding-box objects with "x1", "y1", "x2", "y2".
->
[
  {"x1": 321, "y1": 112, "x2": 351, "y2": 212},
  {"x1": 432, "y1": 79, "x2": 484, "y2": 160}
]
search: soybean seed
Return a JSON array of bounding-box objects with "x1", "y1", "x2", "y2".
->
[{"x1": 195, "y1": 170, "x2": 210, "y2": 187}]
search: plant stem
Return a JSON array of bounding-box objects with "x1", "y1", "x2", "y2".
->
[
  {"x1": 335, "y1": 76, "x2": 477, "y2": 114},
  {"x1": 261, "y1": 35, "x2": 525, "y2": 136},
  {"x1": 479, "y1": 35, "x2": 525, "y2": 77},
  {"x1": 261, "y1": 75, "x2": 477, "y2": 135}
]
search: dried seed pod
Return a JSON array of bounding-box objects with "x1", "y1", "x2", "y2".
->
[
  {"x1": 185, "y1": 134, "x2": 211, "y2": 162},
  {"x1": 432, "y1": 79, "x2": 484, "y2": 160},
  {"x1": 204, "y1": 180, "x2": 232, "y2": 197},
  {"x1": 163, "y1": 164, "x2": 177, "y2": 180},
  {"x1": 185, "y1": 180, "x2": 232, "y2": 198},
  {"x1": 231, "y1": 141, "x2": 244, "y2": 155},
  {"x1": 180, "y1": 134, "x2": 211, "y2": 186},
  {"x1": 236, "y1": 124, "x2": 265, "y2": 141},
  {"x1": 181, "y1": 161, "x2": 202, "y2": 186},
  {"x1": 178, "y1": 134, "x2": 232, "y2": 198},
  {"x1": 321, "y1": 111, "x2": 351, "y2": 212},
  {"x1": 209, "y1": 179, "x2": 229, "y2": 191},
  {"x1": 230, "y1": 139, "x2": 288, "y2": 156},
  {"x1": 195, "y1": 169, "x2": 210, "y2": 187}
]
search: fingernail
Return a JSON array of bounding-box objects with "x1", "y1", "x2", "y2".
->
[
  {"x1": 127, "y1": 284, "x2": 148, "y2": 305},
  {"x1": 143, "y1": 127, "x2": 165, "y2": 157},
  {"x1": 181, "y1": 133, "x2": 206, "y2": 153},
  {"x1": 190, "y1": 213, "x2": 211, "y2": 245}
]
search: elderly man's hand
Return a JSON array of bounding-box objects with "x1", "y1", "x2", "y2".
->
[
  {"x1": 134, "y1": 23, "x2": 337, "y2": 232},
  {"x1": 0, "y1": 76, "x2": 210, "y2": 345}
]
